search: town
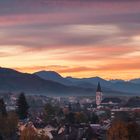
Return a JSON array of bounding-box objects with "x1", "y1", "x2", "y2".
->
[
  {"x1": 0, "y1": 82, "x2": 140, "y2": 140},
  {"x1": 0, "y1": 0, "x2": 140, "y2": 139}
]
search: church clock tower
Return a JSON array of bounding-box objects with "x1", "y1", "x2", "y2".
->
[{"x1": 96, "y1": 82, "x2": 103, "y2": 107}]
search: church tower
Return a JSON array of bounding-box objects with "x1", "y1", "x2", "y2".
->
[{"x1": 96, "y1": 82, "x2": 103, "y2": 107}]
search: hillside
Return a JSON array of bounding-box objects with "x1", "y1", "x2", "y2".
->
[
  {"x1": 0, "y1": 67, "x2": 139, "y2": 96},
  {"x1": 0, "y1": 67, "x2": 95, "y2": 96},
  {"x1": 35, "y1": 70, "x2": 140, "y2": 95},
  {"x1": 34, "y1": 71, "x2": 72, "y2": 86}
]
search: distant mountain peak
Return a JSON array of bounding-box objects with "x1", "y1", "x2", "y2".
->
[
  {"x1": 34, "y1": 70, "x2": 63, "y2": 78},
  {"x1": 0, "y1": 67, "x2": 140, "y2": 96},
  {"x1": 130, "y1": 78, "x2": 140, "y2": 84},
  {"x1": 34, "y1": 70, "x2": 72, "y2": 85},
  {"x1": 109, "y1": 79, "x2": 125, "y2": 83},
  {"x1": 0, "y1": 67, "x2": 22, "y2": 75}
]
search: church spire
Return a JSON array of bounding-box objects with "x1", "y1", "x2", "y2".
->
[
  {"x1": 96, "y1": 82, "x2": 102, "y2": 92},
  {"x1": 96, "y1": 82, "x2": 103, "y2": 108}
]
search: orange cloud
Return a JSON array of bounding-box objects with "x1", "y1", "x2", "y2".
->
[
  {"x1": 13, "y1": 58, "x2": 140, "y2": 80},
  {"x1": 0, "y1": 0, "x2": 140, "y2": 80}
]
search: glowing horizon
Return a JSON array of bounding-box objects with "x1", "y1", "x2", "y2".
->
[{"x1": 0, "y1": 0, "x2": 140, "y2": 80}]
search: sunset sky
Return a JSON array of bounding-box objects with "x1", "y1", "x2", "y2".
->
[{"x1": 0, "y1": 0, "x2": 140, "y2": 80}]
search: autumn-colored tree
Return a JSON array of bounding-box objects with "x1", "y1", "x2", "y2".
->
[
  {"x1": 0, "y1": 112, "x2": 18, "y2": 140},
  {"x1": 37, "y1": 133, "x2": 50, "y2": 140},
  {"x1": 39, "y1": 136, "x2": 50, "y2": 140},
  {"x1": 127, "y1": 122, "x2": 140, "y2": 140},
  {"x1": 107, "y1": 120, "x2": 128, "y2": 140},
  {"x1": 75, "y1": 112, "x2": 88, "y2": 123},
  {"x1": 107, "y1": 120, "x2": 140, "y2": 140},
  {"x1": 20, "y1": 126, "x2": 37, "y2": 140},
  {"x1": 44, "y1": 103, "x2": 55, "y2": 122},
  {"x1": 44, "y1": 103, "x2": 61, "y2": 123},
  {"x1": 20, "y1": 126, "x2": 50, "y2": 140}
]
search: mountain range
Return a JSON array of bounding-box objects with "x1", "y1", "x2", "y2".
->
[
  {"x1": 0, "y1": 67, "x2": 140, "y2": 96},
  {"x1": 35, "y1": 71, "x2": 140, "y2": 95}
]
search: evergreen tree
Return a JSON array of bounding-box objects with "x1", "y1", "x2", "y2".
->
[
  {"x1": 16, "y1": 93, "x2": 29, "y2": 119},
  {"x1": 0, "y1": 98, "x2": 7, "y2": 116},
  {"x1": 90, "y1": 113, "x2": 99, "y2": 124},
  {"x1": 65, "y1": 112, "x2": 75, "y2": 124},
  {"x1": 44, "y1": 103, "x2": 56, "y2": 123}
]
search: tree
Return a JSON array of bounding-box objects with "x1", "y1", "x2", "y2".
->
[
  {"x1": 20, "y1": 126, "x2": 37, "y2": 140},
  {"x1": 0, "y1": 112, "x2": 18, "y2": 140},
  {"x1": 0, "y1": 98, "x2": 7, "y2": 116},
  {"x1": 44, "y1": 103, "x2": 56, "y2": 123},
  {"x1": 90, "y1": 113, "x2": 99, "y2": 124},
  {"x1": 107, "y1": 120, "x2": 128, "y2": 140},
  {"x1": 127, "y1": 122, "x2": 140, "y2": 140},
  {"x1": 16, "y1": 93, "x2": 29, "y2": 119},
  {"x1": 108, "y1": 120, "x2": 140, "y2": 140},
  {"x1": 20, "y1": 126, "x2": 50, "y2": 140},
  {"x1": 65, "y1": 112, "x2": 75, "y2": 124},
  {"x1": 75, "y1": 112, "x2": 88, "y2": 123},
  {"x1": 44, "y1": 103, "x2": 63, "y2": 126}
]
